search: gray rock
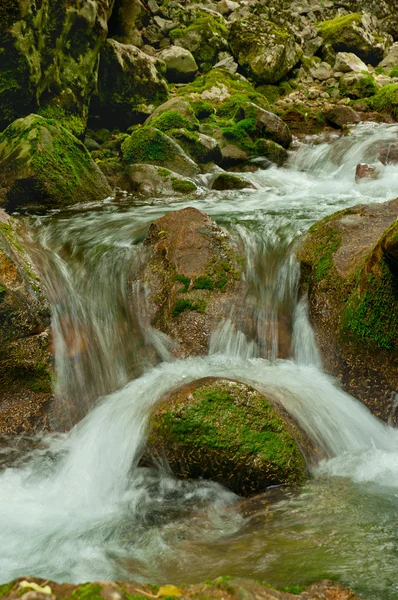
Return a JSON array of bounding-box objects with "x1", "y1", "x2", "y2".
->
[
  {"x1": 310, "y1": 61, "x2": 334, "y2": 81},
  {"x1": 324, "y1": 106, "x2": 361, "y2": 128},
  {"x1": 158, "y1": 46, "x2": 199, "y2": 82},
  {"x1": 124, "y1": 164, "x2": 197, "y2": 195},
  {"x1": 334, "y1": 52, "x2": 369, "y2": 73},
  {"x1": 145, "y1": 97, "x2": 198, "y2": 127},
  {"x1": 210, "y1": 172, "x2": 253, "y2": 190},
  {"x1": 240, "y1": 103, "x2": 292, "y2": 149},
  {"x1": 378, "y1": 43, "x2": 398, "y2": 69},
  {"x1": 214, "y1": 56, "x2": 239, "y2": 73}
]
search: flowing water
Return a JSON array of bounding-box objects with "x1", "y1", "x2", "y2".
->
[{"x1": 1, "y1": 123, "x2": 398, "y2": 598}]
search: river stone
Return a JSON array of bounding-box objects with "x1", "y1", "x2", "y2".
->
[
  {"x1": 121, "y1": 127, "x2": 200, "y2": 178},
  {"x1": 229, "y1": 15, "x2": 302, "y2": 84},
  {"x1": 240, "y1": 103, "x2": 292, "y2": 149},
  {"x1": 324, "y1": 106, "x2": 361, "y2": 128},
  {"x1": 0, "y1": 114, "x2": 111, "y2": 212},
  {"x1": 297, "y1": 197, "x2": 398, "y2": 422},
  {"x1": 334, "y1": 52, "x2": 369, "y2": 73},
  {"x1": 145, "y1": 97, "x2": 198, "y2": 129},
  {"x1": 159, "y1": 46, "x2": 198, "y2": 82},
  {"x1": 121, "y1": 164, "x2": 197, "y2": 196},
  {"x1": 309, "y1": 61, "x2": 334, "y2": 81},
  {"x1": 339, "y1": 72, "x2": 378, "y2": 98},
  {"x1": 210, "y1": 173, "x2": 252, "y2": 190},
  {"x1": 355, "y1": 163, "x2": 379, "y2": 181},
  {"x1": 96, "y1": 39, "x2": 169, "y2": 129},
  {"x1": 0, "y1": 211, "x2": 53, "y2": 435},
  {"x1": 170, "y1": 130, "x2": 222, "y2": 165},
  {"x1": 135, "y1": 207, "x2": 243, "y2": 358},
  {"x1": 146, "y1": 378, "x2": 309, "y2": 496}
]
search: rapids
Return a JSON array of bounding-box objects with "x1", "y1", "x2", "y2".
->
[{"x1": 1, "y1": 122, "x2": 398, "y2": 599}]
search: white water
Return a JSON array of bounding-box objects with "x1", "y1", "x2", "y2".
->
[{"x1": 2, "y1": 122, "x2": 398, "y2": 597}]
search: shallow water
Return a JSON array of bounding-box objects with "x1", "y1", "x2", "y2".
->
[{"x1": 2, "y1": 122, "x2": 398, "y2": 598}]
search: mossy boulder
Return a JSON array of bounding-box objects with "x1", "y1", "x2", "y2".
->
[
  {"x1": 158, "y1": 46, "x2": 199, "y2": 83},
  {"x1": 96, "y1": 39, "x2": 169, "y2": 129},
  {"x1": 169, "y1": 13, "x2": 228, "y2": 72},
  {"x1": 120, "y1": 164, "x2": 197, "y2": 196},
  {"x1": 146, "y1": 378, "x2": 309, "y2": 496},
  {"x1": 0, "y1": 211, "x2": 53, "y2": 435},
  {"x1": 0, "y1": 114, "x2": 111, "y2": 212},
  {"x1": 298, "y1": 198, "x2": 398, "y2": 421},
  {"x1": 369, "y1": 83, "x2": 398, "y2": 118},
  {"x1": 229, "y1": 15, "x2": 302, "y2": 84},
  {"x1": 317, "y1": 13, "x2": 391, "y2": 66},
  {"x1": 121, "y1": 127, "x2": 200, "y2": 177},
  {"x1": 135, "y1": 207, "x2": 243, "y2": 358},
  {"x1": 239, "y1": 103, "x2": 292, "y2": 148},
  {"x1": 339, "y1": 72, "x2": 379, "y2": 99},
  {"x1": 170, "y1": 130, "x2": 222, "y2": 165},
  {"x1": 210, "y1": 173, "x2": 252, "y2": 191},
  {"x1": 145, "y1": 97, "x2": 199, "y2": 130}
]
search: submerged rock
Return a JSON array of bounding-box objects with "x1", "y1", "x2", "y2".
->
[
  {"x1": 0, "y1": 212, "x2": 53, "y2": 435},
  {"x1": 146, "y1": 378, "x2": 310, "y2": 496},
  {"x1": 135, "y1": 207, "x2": 243, "y2": 358},
  {"x1": 0, "y1": 115, "x2": 111, "y2": 212},
  {"x1": 355, "y1": 163, "x2": 379, "y2": 181},
  {"x1": 298, "y1": 198, "x2": 398, "y2": 421}
]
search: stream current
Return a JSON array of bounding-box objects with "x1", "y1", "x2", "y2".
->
[{"x1": 1, "y1": 123, "x2": 398, "y2": 598}]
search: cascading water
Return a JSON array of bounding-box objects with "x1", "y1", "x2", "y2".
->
[{"x1": 2, "y1": 123, "x2": 398, "y2": 599}]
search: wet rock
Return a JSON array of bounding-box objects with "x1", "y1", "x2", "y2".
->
[
  {"x1": 355, "y1": 163, "x2": 379, "y2": 181},
  {"x1": 171, "y1": 130, "x2": 222, "y2": 165},
  {"x1": 96, "y1": 39, "x2": 169, "y2": 129},
  {"x1": 0, "y1": 115, "x2": 111, "y2": 212},
  {"x1": 210, "y1": 173, "x2": 252, "y2": 190},
  {"x1": 339, "y1": 72, "x2": 378, "y2": 99},
  {"x1": 334, "y1": 52, "x2": 369, "y2": 73},
  {"x1": 0, "y1": 212, "x2": 53, "y2": 435},
  {"x1": 297, "y1": 197, "x2": 398, "y2": 421},
  {"x1": 121, "y1": 164, "x2": 197, "y2": 196},
  {"x1": 135, "y1": 207, "x2": 243, "y2": 358},
  {"x1": 121, "y1": 127, "x2": 200, "y2": 178},
  {"x1": 239, "y1": 103, "x2": 292, "y2": 149},
  {"x1": 221, "y1": 145, "x2": 249, "y2": 168},
  {"x1": 378, "y1": 142, "x2": 398, "y2": 164},
  {"x1": 146, "y1": 378, "x2": 309, "y2": 496},
  {"x1": 324, "y1": 106, "x2": 361, "y2": 128},
  {"x1": 317, "y1": 13, "x2": 391, "y2": 66},
  {"x1": 158, "y1": 46, "x2": 198, "y2": 83},
  {"x1": 145, "y1": 97, "x2": 199, "y2": 129},
  {"x1": 229, "y1": 15, "x2": 302, "y2": 84}
]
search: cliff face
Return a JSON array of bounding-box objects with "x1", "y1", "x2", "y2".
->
[{"x1": 0, "y1": 0, "x2": 115, "y2": 133}]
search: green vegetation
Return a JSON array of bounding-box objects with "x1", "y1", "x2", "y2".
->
[
  {"x1": 169, "y1": 13, "x2": 228, "y2": 69},
  {"x1": 171, "y1": 177, "x2": 196, "y2": 194},
  {"x1": 193, "y1": 275, "x2": 214, "y2": 290},
  {"x1": 370, "y1": 84, "x2": 398, "y2": 118},
  {"x1": 0, "y1": 583, "x2": 15, "y2": 598},
  {"x1": 389, "y1": 67, "x2": 398, "y2": 78},
  {"x1": 150, "y1": 110, "x2": 197, "y2": 133},
  {"x1": 121, "y1": 128, "x2": 170, "y2": 163},
  {"x1": 67, "y1": 584, "x2": 103, "y2": 600},
  {"x1": 175, "y1": 274, "x2": 190, "y2": 292},
  {"x1": 172, "y1": 298, "x2": 206, "y2": 317},
  {"x1": 317, "y1": 13, "x2": 363, "y2": 41},
  {"x1": 305, "y1": 223, "x2": 342, "y2": 282},
  {"x1": 38, "y1": 106, "x2": 85, "y2": 138}
]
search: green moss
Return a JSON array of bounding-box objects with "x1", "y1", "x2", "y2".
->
[
  {"x1": 341, "y1": 257, "x2": 398, "y2": 350},
  {"x1": 317, "y1": 13, "x2": 363, "y2": 40},
  {"x1": 340, "y1": 73, "x2": 378, "y2": 99},
  {"x1": 306, "y1": 224, "x2": 342, "y2": 282},
  {"x1": 37, "y1": 106, "x2": 85, "y2": 139},
  {"x1": 0, "y1": 582, "x2": 15, "y2": 598},
  {"x1": 389, "y1": 67, "x2": 398, "y2": 79},
  {"x1": 178, "y1": 69, "x2": 267, "y2": 105},
  {"x1": 172, "y1": 298, "x2": 206, "y2": 317},
  {"x1": 217, "y1": 93, "x2": 269, "y2": 119},
  {"x1": 369, "y1": 84, "x2": 398, "y2": 118},
  {"x1": 171, "y1": 178, "x2": 197, "y2": 194},
  {"x1": 169, "y1": 13, "x2": 227, "y2": 69},
  {"x1": 150, "y1": 110, "x2": 198, "y2": 133},
  {"x1": 190, "y1": 100, "x2": 214, "y2": 119},
  {"x1": 222, "y1": 118, "x2": 256, "y2": 141},
  {"x1": 158, "y1": 168, "x2": 172, "y2": 177},
  {"x1": 193, "y1": 275, "x2": 214, "y2": 290},
  {"x1": 121, "y1": 128, "x2": 170, "y2": 163},
  {"x1": 175, "y1": 274, "x2": 191, "y2": 292},
  {"x1": 67, "y1": 584, "x2": 103, "y2": 600}
]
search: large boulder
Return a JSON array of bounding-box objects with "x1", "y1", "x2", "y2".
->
[
  {"x1": 298, "y1": 198, "x2": 398, "y2": 422},
  {"x1": 334, "y1": 52, "x2": 369, "y2": 73},
  {"x1": 0, "y1": 211, "x2": 53, "y2": 435},
  {"x1": 339, "y1": 72, "x2": 378, "y2": 98},
  {"x1": 378, "y1": 43, "x2": 398, "y2": 69},
  {"x1": 118, "y1": 164, "x2": 197, "y2": 196},
  {"x1": 146, "y1": 378, "x2": 309, "y2": 496},
  {"x1": 0, "y1": 0, "x2": 114, "y2": 133},
  {"x1": 121, "y1": 127, "x2": 200, "y2": 177},
  {"x1": 135, "y1": 207, "x2": 243, "y2": 358},
  {"x1": 239, "y1": 103, "x2": 292, "y2": 149},
  {"x1": 0, "y1": 115, "x2": 111, "y2": 212},
  {"x1": 96, "y1": 39, "x2": 169, "y2": 129},
  {"x1": 229, "y1": 15, "x2": 302, "y2": 84},
  {"x1": 317, "y1": 13, "x2": 391, "y2": 66},
  {"x1": 158, "y1": 46, "x2": 198, "y2": 83}
]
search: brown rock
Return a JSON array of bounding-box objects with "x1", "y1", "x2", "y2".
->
[
  {"x1": 325, "y1": 106, "x2": 361, "y2": 128},
  {"x1": 379, "y1": 142, "x2": 398, "y2": 165},
  {"x1": 355, "y1": 163, "x2": 379, "y2": 181}
]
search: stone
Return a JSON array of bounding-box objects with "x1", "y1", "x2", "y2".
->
[
  {"x1": 96, "y1": 39, "x2": 169, "y2": 129},
  {"x1": 254, "y1": 139, "x2": 289, "y2": 166},
  {"x1": 375, "y1": 74, "x2": 392, "y2": 86},
  {"x1": 210, "y1": 173, "x2": 252, "y2": 190},
  {"x1": 171, "y1": 131, "x2": 222, "y2": 164},
  {"x1": 135, "y1": 207, "x2": 243, "y2": 358},
  {"x1": 214, "y1": 56, "x2": 239, "y2": 73},
  {"x1": 158, "y1": 46, "x2": 198, "y2": 83},
  {"x1": 317, "y1": 13, "x2": 392, "y2": 66},
  {"x1": 122, "y1": 164, "x2": 197, "y2": 196},
  {"x1": 217, "y1": 0, "x2": 240, "y2": 15},
  {"x1": 378, "y1": 43, "x2": 398, "y2": 69},
  {"x1": 0, "y1": 212, "x2": 53, "y2": 435},
  {"x1": 229, "y1": 15, "x2": 302, "y2": 84},
  {"x1": 153, "y1": 16, "x2": 178, "y2": 34},
  {"x1": 108, "y1": 0, "x2": 148, "y2": 45},
  {"x1": 0, "y1": 115, "x2": 111, "y2": 212},
  {"x1": 334, "y1": 52, "x2": 369, "y2": 73},
  {"x1": 324, "y1": 106, "x2": 361, "y2": 127},
  {"x1": 145, "y1": 97, "x2": 198, "y2": 129},
  {"x1": 339, "y1": 72, "x2": 378, "y2": 98},
  {"x1": 297, "y1": 197, "x2": 398, "y2": 421},
  {"x1": 310, "y1": 61, "x2": 334, "y2": 81},
  {"x1": 239, "y1": 103, "x2": 292, "y2": 148},
  {"x1": 146, "y1": 378, "x2": 309, "y2": 496},
  {"x1": 355, "y1": 163, "x2": 379, "y2": 181},
  {"x1": 121, "y1": 127, "x2": 200, "y2": 178},
  {"x1": 221, "y1": 145, "x2": 249, "y2": 167},
  {"x1": 378, "y1": 142, "x2": 398, "y2": 164}
]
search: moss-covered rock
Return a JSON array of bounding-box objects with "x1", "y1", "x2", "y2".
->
[
  {"x1": 0, "y1": 114, "x2": 111, "y2": 212},
  {"x1": 169, "y1": 13, "x2": 228, "y2": 72},
  {"x1": 339, "y1": 72, "x2": 379, "y2": 98},
  {"x1": 96, "y1": 39, "x2": 169, "y2": 129},
  {"x1": 135, "y1": 207, "x2": 243, "y2": 358},
  {"x1": 369, "y1": 83, "x2": 398, "y2": 118},
  {"x1": 0, "y1": 211, "x2": 53, "y2": 435},
  {"x1": 116, "y1": 163, "x2": 197, "y2": 196},
  {"x1": 317, "y1": 13, "x2": 391, "y2": 66},
  {"x1": 145, "y1": 97, "x2": 199, "y2": 130},
  {"x1": 121, "y1": 127, "x2": 200, "y2": 177},
  {"x1": 210, "y1": 173, "x2": 252, "y2": 191},
  {"x1": 239, "y1": 103, "x2": 292, "y2": 148},
  {"x1": 170, "y1": 130, "x2": 222, "y2": 164},
  {"x1": 146, "y1": 378, "x2": 308, "y2": 496},
  {"x1": 297, "y1": 198, "x2": 398, "y2": 421},
  {"x1": 229, "y1": 15, "x2": 302, "y2": 84}
]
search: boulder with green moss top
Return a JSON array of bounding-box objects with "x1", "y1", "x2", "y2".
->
[
  {"x1": 0, "y1": 211, "x2": 53, "y2": 435},
  {"x1": 146, "y1": 378, "x2": 309, "y2": 496},
  {"x1": 95, "y1": 39, "x2": 169, "y2": 129},
  {"x1": 334, "y1": 52, "x2": 369, "y2": 73},
  {"x1": 0, "y1": 0, "x2": 114, "y2": 132},
  {"x1": 145, "y1": 97, "x2": 199, "y2": 130},
  {"x1": 210, "y1": 172, "x2": 253, "y2": 191},
  {"x1": 317, "y1": 13, "x2": 391, "y2": 66},
  {"x1": 0, "y1": 115, "x2": 111, "y2": 212},
  {"x1": 121, "y1": 127, "x2": 200, "y2": 177},
  {"x1": 171, "y1": 130, "x2": 222, "y2": 164},
  {"x1": 239, "y1": 103, "x2": 292, "y2": 148},
  {"x1": 297, "y1": 198, "x2": 398, "y2": 421},
  {"x1": 339, "y1": 72, "x2": 379, "y2": 99},
  {"x1": 369, "y1": 83, "x2": 398, "y2": 118},
  {"x1": 169, "y1": 13, "x2": 228, "y2": 72},
  {"x1": 135, "y1": 207, "x2": 243, "y2": 358},
  {"x1": 158, "y1": 46, "x2": 198, "y2": 82},
  {"x1": 229, "y1": 15, "x2": 302, "y2": 84},
  {"x1": 118, "y1": 163, "x2": 197, "y2": 196}
]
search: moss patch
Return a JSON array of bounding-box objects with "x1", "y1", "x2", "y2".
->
[
  {"x1": 150, "y1": 110, "x2": 198, "y2": 133},
  {"x1": 172, "y1": 298, "x2": 206, "y2": 317},
  {"x1": 171, "y1": 178, "x2": 196, "y2": 194},
  {"x1": 122, "y1": 128, "x2": 170, "y2": 163},
  {"x1": 369, "y1": 84, "x2": 398, "y2": 118}
]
